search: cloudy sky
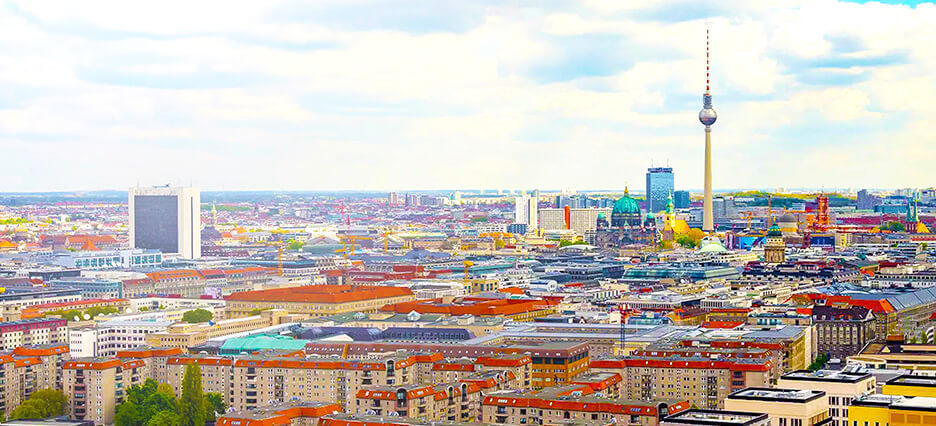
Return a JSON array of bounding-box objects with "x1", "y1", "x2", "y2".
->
[{"x1": 1, "y1": 0, "x2": 934, "y2": 192}]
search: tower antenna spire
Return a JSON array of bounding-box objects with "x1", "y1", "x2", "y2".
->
[{"x1": 705, "y1": 27, "x2": 710, "y2": 95}]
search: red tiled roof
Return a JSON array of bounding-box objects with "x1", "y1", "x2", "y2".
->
[
  {"x1": 225, "y1": 285, "x2": 413, "y2": 304},
  {"x1": 701, "y1": 321, "x2": 745, "y2": 329},
  {"x1": 381, "y1": 297, "x2": 557, "y2": 316}
]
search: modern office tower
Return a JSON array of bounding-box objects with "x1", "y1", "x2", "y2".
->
[
  {"x1": 404, "y1": 193, "x2": 420, "y2": 207},
  {"x1": 673, "y1": 191, "x2": 691, "y2": 209},
  {"x1": 128, "y1": 186, "x2": 201, "y2": 259},
  {"x1": 388, "y1": 192, "x2": 400, "y2": 205},
  {"x1": 514, "y1": 191, "x2": 538, "y2": 230},
  {"x1": 699, "y1": 29, "x2": 717, "y2": 232},
  {"x1": 646, "y1": 167, "x2": 674, "y2": 213}
]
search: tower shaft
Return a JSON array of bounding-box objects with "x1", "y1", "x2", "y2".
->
[{"x1": 703, "y1": 127, "x2": 713, "y2": 232}]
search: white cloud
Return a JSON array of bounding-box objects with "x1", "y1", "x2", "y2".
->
[{"x1": 0, "y1": 0, "x2": 933, "y2": 191}]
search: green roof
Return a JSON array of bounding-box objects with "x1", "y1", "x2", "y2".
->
[
  {"x1": 613, "y1": 194, "x2": 640, "y2": 215},
  {"x1": 219, "y1": 335, "x2": 309, "y2": 354}
]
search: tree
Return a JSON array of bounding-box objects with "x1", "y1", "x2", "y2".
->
[
  {"x1": 115, "y1": 401, "x2": 144, "y2": 426},
  {"x1": 86, "y1": 306, "x2": 119, "y2": 318},
  {"x1": 180, "y1": 364, "x2": 206, "y2": 426},
  {"x1": 882, "y1": 221, "x2": 906, "y2": 232},
  {"x1": 29, "y1": 389, "x2": 66, "y2": 417},
  {"x1": 10, "y1": 401, "x2": 46, "y2": 420},
  {"x1": 808, "y1": 353, "x2": 830, "y2": 371},
  {"x1": 181, "y1": 309, "x2": 213, "y2": 324},
  {"x1": 286, "y1": 239, "x2": 304, "y2": 251},
  {"x1": 558, "y1": 240, "x2": 588, "y2": 247},
  {"x1": 204, "y1": 393, "x2": 226, "y2": 422},
  {"x1": 494, "y1": 239, "x2": 506, "y2": 250},
  {"x1": 675, "y1": 234, "x2": 696, "y2": 248},
  {"x1": 156, "y1": 383, "x2": 176, "y2": 399},
  {"x1": 686, "y1": 228, "x2": 707, "y2": 245},
  {"x1": 141, "y1": 391, "x2": 177, "y2": 420},
  {"x1": 9, "y1": 389, "x2": 66, "y2": 419},
  {"x1": 146, "y1": 411, "x2": 183, "y2": 426}
]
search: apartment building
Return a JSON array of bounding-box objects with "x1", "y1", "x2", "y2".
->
[
  {"x1": 662, "y1": 409, "x2": 769, "y2": 426},
  {"x1": 458, "y1": 371, "x2": 520, "y2": 395},
  {"x1": 590, "y1": 356, "x2": 771, "y2": 410},
  {"x1": 777, "y1": 370, "x2": 876, "y2": 426},
  {"x1": 165, "y1": 356, "x2": 234, "y2": 401},
  {"x1": 303, "y1": 341, "x2": 587, "y2": 390},
  {"x1": 430, "y1": 356, "x2": 530, "y2": 392},
  {"x1": 482, "y1": 386, "x2": 690, "y2": 426},
  {"x1": 882, "y1": 374, "x2": 936, "y2": 397},
  {"x1": 351, "y1": 383, "x2": 482, "y2": 423},
  {"x1": 216, "y1": 401, "x2": 343, "y2": 426},
  {"x1": 570, "y1": 372, "x2": 623, "y2": 398},
  {"x1": 848, "y1": 394, "x2": 936, "y2": 426},
  {"x1": 223, "y1": 285, "x2": 415, "y2": 318},
  {"x1": 62, "y1": 358, "x2": 146, "y2": 426},
  {"x1": 724, "y1": 388, "x2": 830, "y2": 426},
  {"x1": 229, "y1": 354, "x2": 420, "y2": 411},
  {"x1": 0, "y1": 318, "x2": 68, "y2": 350},
  {"x1": 115, "y1": 347, "x2": 183, "y2": 385},
  {"x1": 0, "y1": 344, "x2": 69, "y2": 416},
  {"x1": 318, "y1": 413, "x2": 483, "y2": 426}
]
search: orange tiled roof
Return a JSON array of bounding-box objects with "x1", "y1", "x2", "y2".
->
[
  {"x1": 13, "y1": 345, "x2": 69, "y2": 356},
  {"x1": 225, "y1": 285, "x2": 413, "y2": 304},
  {"x1": 116, "y1": 348, "x2": 183, "y2": 358}
]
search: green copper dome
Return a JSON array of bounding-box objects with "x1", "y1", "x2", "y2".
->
[
  {"x1": 766, "y1": 224, "x2": 782, "y2": 237},
  {"x1": 597, "y1": 212, "x2": 607, "y2": 220},
  {"x1": 613, "y1": 190, "x2": 640, "y2": 215}
]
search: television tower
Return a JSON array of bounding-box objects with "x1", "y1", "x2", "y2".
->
[{"x1": 699, "y1": 28, "x2": 717, "y2": 233}]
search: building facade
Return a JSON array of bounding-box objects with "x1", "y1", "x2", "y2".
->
[
  {"x1": 646, "y1": 167, "x2": 674, "y2": 214},
  {"x1": 129, "y1": 186, "x2": 201, "y2": 259}
]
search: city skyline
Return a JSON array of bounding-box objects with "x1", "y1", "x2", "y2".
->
[{"x1": 3, "y1": 0, "x2": 935, "y2": 192}]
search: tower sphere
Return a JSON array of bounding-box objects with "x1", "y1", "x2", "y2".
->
[{"x1": 699, "y1": 108, "x2": 717, "y2": 126}]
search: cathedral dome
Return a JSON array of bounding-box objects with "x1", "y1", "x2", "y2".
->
[
  {"x1": 613, "y1": 195, "x2": 640, "y2": 215},
  {"x1": 777, "y1": 213, "x2": 796, "y2": 224}
]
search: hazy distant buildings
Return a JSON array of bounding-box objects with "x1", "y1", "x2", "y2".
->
[
  {"x1": 673, "y1": 191, "x2": 691, "y2": 209},
  {"x1": 646, "y1": 167, "x2": 674, "y2": 213},
  {"x1": 129, "y1": 186, "x2": 201, "y2": 259},
  {"x1": 857, "y1": 189, "x2": 881, "y2": 210},
  {"x1": 514, "y1": 191, "x2": 539, "y2": 230},
  {"x1": 388, "y1": 192, "x2": 400, "y2": 205}
]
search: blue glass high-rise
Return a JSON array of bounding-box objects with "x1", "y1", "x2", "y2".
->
[{"x1": 646, "y1": 167, "x2": 674, "y2": 213}]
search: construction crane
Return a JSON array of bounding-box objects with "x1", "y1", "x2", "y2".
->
[
  {"x1": 463, "y1": 260, "x2": 474, "y2": 281},
  {"x1": 738, "y1": 211, "x2": 770, "y2": 231},
  {"x1": 382, "y1": 229, "x2": 395, "y2": 253},
  {"x1": 336, "y1": 235, "x2": 372, "y2": 258},
  {"x1": 277, "y1": 245, "x2": 283, "y2": 277}
]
